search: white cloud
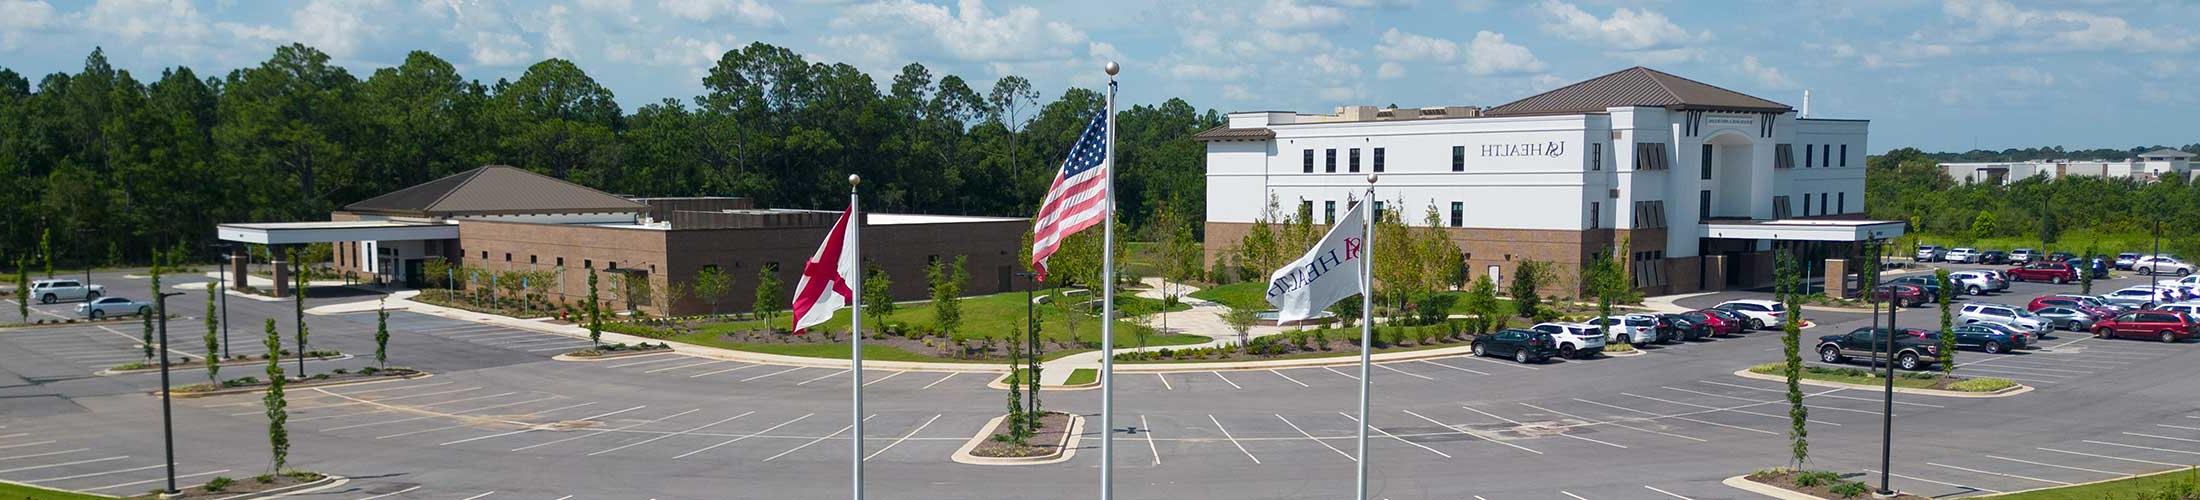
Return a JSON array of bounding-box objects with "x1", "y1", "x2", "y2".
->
[
  {"x1": 1460, "y1": 30, "x2": 1543, "y2": 75},
  {"x1": 1254, "y1": 0, "x2": 1347, "y2": 31},
  {"x1": 1937, "y1": 0, "x2": 2193, "y2": 53},
  {"x1": 1377, "y1": 61, "x2": 1405, "y2": 79},
  {"x1": 2001, "y1": 66, "x2": 2054, "y2": 87},
  {"x1": 468, "y1": 30, "x2": 533, "y2": 66},
  {"x1": 660, "y1": 0, "x2": 779, "y2": 25},
  {"x1": 1222, "y1": 84, "x2": 1254, "y2": 101},
  {"x1": 1374, "y1": 28, "x2": 1457, "y2": 61},
  {"x1": 1318, "y1": 85, "x2": 1363, "y2": 101},
  {"x1": 1375, "y1": 28, "x2": 1541, "y2": 75},
  {"x1": 1535, "y1": 0, "x2": 1707, "y2": 51},
  {"x1": 831, "y1": 0, "x2": 1086, "y2": 62},
  {"x1": 1738, "y1": 55, "x2": 1794, "y2": 89},
  {"x1": 1168, "y1": 61, "x2": 1253, "y2": 81},
  {"x1": 0, "y1": 0, "x2": 55, "y2": 50}
]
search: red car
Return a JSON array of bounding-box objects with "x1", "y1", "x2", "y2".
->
[
  {"x1": 2007, "y1": 261, "x2": 2079, "y2": 284},
  {"x1": 2026, "y1": 295, "x2": 2120, "y2": 318},
  {"x1": 1692, "y1": 309, "x2": 1747, "y2": 336},
  {"x1": 1869, "y1": 283, "x2": 1927, "y2": 308},
  {"x1": 2092, "y1": 310, "x2": 2200, "y2": 343}
]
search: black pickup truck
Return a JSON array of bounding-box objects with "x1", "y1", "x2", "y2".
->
[{"x1": 1816, "y1": 327, "x2": 1943, "y2": 371}]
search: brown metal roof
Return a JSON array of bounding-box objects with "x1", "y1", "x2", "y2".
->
[
  {"x1": 1192, "y1": 126, "x2": 1276, "y2": 142},
  {"x1": 1484, "y1": 66, "x2": 1791, "y2": 117},
  {"x1": 343, "y1": 165, "x2": 646, "y2": 217}
]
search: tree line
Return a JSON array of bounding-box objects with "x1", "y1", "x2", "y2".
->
[
  {"x1": 0, "y1": 43, "x2": 1218, "y2": 268},
  {"x1": 1866, "y1": 147, "x2": 2200, "y2": 257}
]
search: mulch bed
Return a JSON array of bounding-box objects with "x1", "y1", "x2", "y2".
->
[
  {"x1": 121, "y1": 471, "x2": 327, "y2": 499},
  {"x1": 564, "y1": 343, "x2": 673, "y2": 358},
  {"x1": 972, "y1": 412, "x2": 1073, "y2": 458},
  {"x1": 175, "y1": 367, "x2": 422, "y2": 395},
  {"x1": 1747, "y1": 469, "x2": 1928, "y2": 499}
]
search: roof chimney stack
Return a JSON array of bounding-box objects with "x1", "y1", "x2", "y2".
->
[{"x1": 1801, "y1": 89, "x2": 1811, "y2": 118}]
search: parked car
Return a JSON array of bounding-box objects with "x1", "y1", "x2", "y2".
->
[
  {"x1": 1678, "y1": 310, "x2": 1736, "y2": 338},
  {"x1": 74, "y1": 296, "x2": 149, "y2": 320},
  {"x1": 2047, "y1": 251, "x2": 2077, "y2": 263},
  {"x1": 1714, "y1": 299, "x2": 1787, "y2": 330},
  {"x1": 1946, "y1": 271, "x2": 2002, "y2": 296},
  {"x1": 2007, "y1": 261, "x2": 2079, "y2": 284},
  {"x1": 1980, "y1": 250, "x2": 2010, "y2": 265},
  {"x1": 1938, "y1": 324, "x2": 2032, "y2": 354},
  {"x1": 1699, "y1": 308, "x2": 1752, "y2": 335},
  {"x1": 2099, "y1": 287, "x2": 2174, "y2": 309},
  {"x1": 2116, "y1": 253, "x2": 2143, "y2": 270},
  {"x1": 1472, "y1": 329, "x2": 1560, "y2": 364},
  {"x1": 29, "y1": 279, "x2": 105, "y2": 304},
  {"x1": 1886, "y1": 276, "x2": 1944, "y2": 303},
  {"x1": 1946, "y1": 247, "x2": 1981, "y2": 263},
  {"x1": 2065, "y1": 258, "x2": 2110, "y2": 279},
  {"x1": 1915, "y1": 245, "x2": 1946, "y2": 262},
  {"x1": 2134, "y1": 256, "x2": 2194, "y2": 276},
  {"x1": 2030, "y1": 306, "x2": 2097, "y2": 332},
  {"x1": 1817, "y1": 327, "x2": 1943, "y2": 371},
  {"x1": 1656, "y1": 313, "x2": 1709, "y2": 341},
  {"x1": 2156, "y1": 304, "x2": 2200, "y2": 321},
  {"x1": 2092, "y1": 310, "x2": 2199, "y2": 343},
  {"x1": 2009, "y1": 248, "x2": 2038, "y2": 263},
  {"x1": 1530, "y1": 322, "x2": 1608, "y2": 359},
  {"x1": 2031, "y1": 294, "x2": 2125, "y2": 317},
  {"x1": 1869, "y1": 283, "x2": 1928, "y2": 308},
  {"x1": 1956, "y1": 303, "x2": 2050, "y2": 335},
  {"x1": 1586, "y1": 314, "x2": 1664, "y2": 345},
  {"x1": 2154, "y1": 277, "x2": 2200, "y2": 301}
]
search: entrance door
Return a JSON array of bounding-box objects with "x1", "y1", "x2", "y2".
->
[{"x1": 403, "y1": 260, "x2": 425, "y2": 288}]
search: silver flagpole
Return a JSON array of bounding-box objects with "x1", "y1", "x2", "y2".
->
[
  {"x1": 1356, "y1": 175, "x2": 1375, "y2": 500},
  {"x1": 1099, "y1": 60, "x2": 1120, "y2": 500},
  {"x1": 849, "y1": 174, "x2": 864, "y2": 500}
]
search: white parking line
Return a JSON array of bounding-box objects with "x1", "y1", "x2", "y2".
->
[
  {"x1": 740, "y1": 366, "x2": 806, "y2": 382},
  {"x1": 1155, "y1": 373, "x2": 1173, "y2": 391},
  {"x1": 589, "y1": 411, "x2": 756, "y2": 456},
  {"x1": 460, "y1": 492, "x2": 495, "y2": 500},
  {"x1": 1415, "y1": 359, "x2": 1489, "y2": 375},
  {"x1": 1456, "y1": 405, "x2": 1625, "y2": 449},
  {"x1": 689, "y1": 364, "x2": 764, "y2": 378},
  {"x1": 796, "y1": 369, "x2": 852, "y2": 386},
  {"x1": 85, "y1": 469, "x2": 230, "y2": 492},
  {"x1": 1336, "y1": 412, "x2": 1448, "y2": 458},
  {"x1": 1619, "y1": 392, "x2": 1841, "y2": 426},
  {"x1": 1926, "y1": 462, "x2": 2070, "y2": 485},
  {"x1": 1267, "y1": 369, "x2": 1309, "y2": 387},
  {"x1": 1453, "y1": 352, "x2": 1540, "y2": 370},
  {"x1": 2160, "y1": 424, "x2": 2200, "y2": 431},
  {"x1": 1660, "y1": 386, "x2": 1884, "y2": 417},
  {"x1": 479, "y1": 337, "x2": 582, "y2": 347},
  {"x1": 1517, "y1": 402, "x2": 1705, "y2": 443},
  {"x1": 1321, "y1": 366, "x2": 1359, "y2": 380},
  {"x1": 1375, "y1": 363, "x2": 1433, "y2": 380},
  {"x1": 1643, "y1": 485, "x2": 1692, "y2": 499},
  {"x1": 865, "y1": 414, "x2": 941, "y2": 461},
  {"x1": 920, "y1": 372, "x2": 960, "y2": 389},
  {"x1": 2084, "y1": 440, "x2": 2200, "y2": 457},
  {"x1": 1208, "y1": 414, "x2": 1261, "y2": 464},
  {"x1": 1957, "y1": 363, "x2": 2093, "y2": 374},
  {"x1": 2126, "y1": 432, "x2": 2200, "y2": 444},
  {"x1": 1859, "y1": 468, "x2": 2002, "y2": 493},
  {"x1": 861, "y1": 371, "x2": 906, "y2": 387},
  {"x1": 0, "y1": 455, "x2": 128, "y2": 474},
  {"x1": 24, "y1": 464, "x2": 165, "y2": 483},
  {"x1": 605, "y1": 354, "x2": 684, "y2": 368},
  {"x1": 1140, "y1": 415, "x2": 1160, "y2": 466},
  {"x1": 328, "y1": 381, "x2": 455, "y2": 397},
  {"x1": 1399, "y1": 409, "x2": 1541, "y2": 454},
  {"x1": 1984, "y1": 455, "x2": 2122, "y2": 475},
  {"x1": 761, "y1": 414, "x2": 876, "y2": 462},
  {"x1": 255, "y1": 386, "x2": 485, "y2": 415},
  {"x1": 0, "y1": 441, "x2": 58, "y2": 451},
  {"x1": 2036, "y1": 447, "x2": 2189, "y2": 467},
  {"x1": 673, "y1": 413, "x2": 814, "y2": 459},
  {"x1": 1560, "y1": 491, "x2": 1588, "y2": 500},
  {"x1": 1571, "y1": 398, "x2": 1778, "y2": 435},
  {"x1": 512, "y1": 408, "x2": 699, "y2": 452},
  {"x1": 1273, "y1": 414, "x2": 1353, "y2": 461},
  {"x1": 1950, "y1": 369, "x2": 2063, "y2": 383},
  {"x1": 1696, "y1": 380, "x2": 1944, "y2": 408},
  {"x1": 435, "y1": 405, "x2": 639, "y2": 446},
  {"x1": 1210, "y1": 371, "x2": 1241, "y2": 389},
  {"x1": 525, "y1": 343, "x2": 595, "y2": 352},
  {"x1": 354, "y1": 485, "x2": 423, "y2": 499},
  {"x1": 0, "y1": 448, "x2": 89, "y2": 462}
]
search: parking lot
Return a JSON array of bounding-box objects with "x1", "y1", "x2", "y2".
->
[{"x1": 4, "y1": 265, "x2": 2199, "y2": 499}]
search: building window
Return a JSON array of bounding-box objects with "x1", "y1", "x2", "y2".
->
[
  {"x1": 1450, "y1": 202, "x2": 1463, "y2": 227},
  {"x1": 556, "y1": 257, "x2": 565, "y2": 267},
  {"x1": 1324, "y1": 201, "x2": 1336, "y2": 224},
  {"x1": 1772, "y1": 196, "x2": 1791, "y2": 219},
  {"x1": 1819, "y1": 193, "x2": 1829, "y2": 215},
  {"x1": 1634, "y1": 142, "x2": 1669, "y2": 170},
  {"x1": 1840, "y1": 144, "x2": 1849, "y2": 167},
  {"x1": 1591, "y1": 143, "x2": 1603, "y2": 171},
  {"x1": 1837, "y1": 192, "x2": 1846, "y2": 213},
  {"x1": 584, "y1": 259, "x2": 593, "y2": 269},
  {"x1": 1589, "y1": 202, "x2": 1600, "y2": 229},
  {"x1": 1325, "y1": 149, "x2": 1337, "y2": 173},
  {"x1": 1774, "y1": 144, "x2": 1794, "y2": 169},
  {"x1": 608, "y1": 262, "x2": 618, "y2": 270},
  {"x1": 1803, "y1": 194, "x2": 1814, "y2": 216},
  {"x1": 1631, "y1": 200, "x2": 1667, "y2": 229},
  {"x1": 529, "y1": 255, "x2": 538, "y2": 264},
  {"x1": 1821, "y1": 145, "x2": 1830, "y2": 168},
  {"x1": 1348, "y1": 148, "x2": 1361, "y2": 173},
  {"x1": 1700, "y1": 144, "x2": 1713, "y2": 180},
  {"x1": 1373, "y1": 201, "x2": 1384, "y2": 219},
  {"x1": 1632, "y1": 251, "x2": 1668, "y2": 287},
  {"x1": 1805, "y1": 144, "x2": 1814, "y2": 167},
  {"x1": 1372, "y1": 147, "x2": 1385, "y2": 173},
  {"x1": 504, "y1": 253, "x2": 511, "y2": 262},
  {"x1": 480, "y1": 251, "x2": 488, "y2": 259},
  {"x1": 1699, "y1": 190, "x2": 1712, "y2": 220},
  {"x1": 1452, "y1": 146, "x2": 1465, "y2": 171},
  {"x1": 1302, "y1": 150, "x2": 1315, "y2": 173}
]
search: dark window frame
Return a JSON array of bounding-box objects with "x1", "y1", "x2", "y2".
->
[
  {"x1": 1302, "y1": 149, "x2": 1315, "y2": 173},
  {"x1": 1348, "y1": 148, "x2": 1361, "y2": 173},
  {"x1": 1325, "y1": 149, "x2": 1337, "y2": 173},
  {"x1": 1451, "y1": 145, "x2": 1465, "y2": 171},
  {"x1": 1372, "y1": 147, "x2": 1385, "y2": 172}
]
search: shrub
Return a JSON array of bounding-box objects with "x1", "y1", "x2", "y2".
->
[
  {"x1": 1949, "y1": 377, "x2": 2018, "y2": 392},
  {"x1": 1827, "y1": 481, "x2": 1869, "y2": 498},
  {"x1": 255, "y1": 474, "x2": 275, "y2": 484},
  {"x1": 204, "y1": 476, "x2": 234, "y2": 492},
  {"x1": 1793, "y1": 470, "x2": 1842, "y2": 488}
]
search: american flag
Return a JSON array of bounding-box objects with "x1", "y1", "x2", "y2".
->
[{"x1": 1029, "y1": 110, "x2": 1110, "y2": 281}]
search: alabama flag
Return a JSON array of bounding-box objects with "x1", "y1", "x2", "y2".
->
[
  {"x1": 1265, "y1": 199, "x2": 1368, "y2": 322},
  {"x1": 791, "y1": 203, "x2": 857, "y2": 333}
]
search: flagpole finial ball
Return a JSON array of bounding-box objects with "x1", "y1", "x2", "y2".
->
[
  {"x1": 1366, "y1": 173, "x2": 1378, "y2": 184},
  {"x1": 848, "y1": 174, "x2": 861, "y2": 186},
  {"x1": 1104, "y1": 61, "x2": 1119, "y2": 76}
]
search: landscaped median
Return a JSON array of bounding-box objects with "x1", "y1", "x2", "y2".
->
[
  {"x1": 988, "y1": 368, "x2": 1098, "y2": 390},
  {"x1": 102, "y1": 350, "x2": 345, "y2": 375},
  {"x1": 1739, "y1": 363, "x2": 2029, "y2": 397},
  {"x1": 0, "y1": 471, "x2": 344, "y2": 500},
  {"x1": 551, "y1": 341, "x2": 673, "y2": 360},
  {"x1": 950, "y1": 411, "x2": 1083, "y2": 466},
  {"x1": 1727, "y1": 469, "x2": 1929, "y2": 499},
  {"x1": 171, "y1": 366, "x2": 426, "y2": 397}
]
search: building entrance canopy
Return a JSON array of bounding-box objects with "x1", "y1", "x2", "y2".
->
[
  {"x1": 216, "y1": 220, "x2": 458, "y2": 245},
  {"x1": 1698, "y1": 219, "x2": 1905, "y2": 242}
]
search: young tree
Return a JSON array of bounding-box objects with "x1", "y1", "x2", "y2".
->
[
  {"x1": 586, "y1": 268, "x2": 602, "y2": 346},
  {"x1": 1508, "y1": 260, "x2": 1547, "y2": 318},
  {"x1": 1936, "y1": 268, "x2": 1957, "y2": 375},
  {"x1": 292, "y1": 248, "x2": 309, "y2": 375},
  {"x1": 205, "y1": 280, "x2": 221, "y2": 384},
  {"x1": 14, "y1": 256, "x2": 27, "y2": 322},
  {"x1": 1128, "y1": 310, "x2": 1156, "y2": 349},
  {"x1": 2079, "y1": 245, "x2": 2097, "y2": 295},
  {"x1": 753, "y1": 266, "x2": 785, "y2": 331},
  {"x1": 262, "y1": 318, "x2": 289, "y2": 473},
  {"x1": 144, "y1": 250, "x2": 162, "y2": 362},
  {"x1": 1582, "y1": 253, "x2": 1628, "y2": 344},
  {"x1": 652, "y1": 278, "x2": 691, "y2": 316},
  {"x1": 141, "y1": 308, "x2": 155, "y2": 362},
  {"x1": 691, "y1": 265, "x2": 731, "y2": 316},
  {"x1": 40, "y1": 228, "x2": 52, "y2": 278},
  {"x1": 1463, "y1": 276, "x2": 1503, "y2": 333},
  {"x1": 375, "y1": 298, "x2": 390, "y2": 369},
  {"x1": 928, "y1": 256, "x2": 967, "y2": 336},
  {"x1": 1970, "y1": 210, "x2": 1997, "y2": 243},
  {"x1": 1776, "y1": 251, "x2": 1808, "y2": 468},
  {"x1": 1004, "y1": 341, "x2": 1028, "y2": 445},
  {"x1": 862, "y1": 265, "x2": 895, "y2": 333},
  {"x1": 1220, "y1": 305, "x2": 1259, "y2": 347}
]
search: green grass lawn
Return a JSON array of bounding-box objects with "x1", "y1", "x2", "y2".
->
[
  {"x1": 1188, "y1": 282, "x2": 1267, "y2": 310},
  {"x1": 0, "y1": 481, "x2": 114, "y2": 500},
  {"x1": 1987, "y1": 467, "x2": 2198, "y2": 499},
  {"x1": 1001, "y1": 367, "x2": 1099, "y2": 385}
]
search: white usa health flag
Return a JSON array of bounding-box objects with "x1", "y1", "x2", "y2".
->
[{"x1": 1265, "y1": 200, "x2": 1367, "y2": 322}]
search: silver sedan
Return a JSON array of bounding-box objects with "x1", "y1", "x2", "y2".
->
[{"x1": 75, "y1": 296, "x2": 151, "y2": 320}]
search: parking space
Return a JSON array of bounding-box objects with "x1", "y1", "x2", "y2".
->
[{"x1": 0, "y1": 431, "x2": 233, "y2": 496}]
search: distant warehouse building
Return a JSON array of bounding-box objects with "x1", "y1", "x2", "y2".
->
[
  {"x1": 1939, "y1": 149, "x2": 2194, "y2": 185},
  {"x1": 217, "y1": 165, "x2": 1034, "y2": 315},
  {"x1": 1197, "y1": 67, "x2": 1904, "y2": 296}
]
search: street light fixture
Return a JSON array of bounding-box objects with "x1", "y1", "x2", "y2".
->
[{"x1": 155, "y1": 290, "x2": 186, "y2": 499}]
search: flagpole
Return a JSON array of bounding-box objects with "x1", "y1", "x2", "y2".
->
[
  {"x1": 1356, "y1": 174, "x2": 1375, "y2": 500},
  {"x1": 1099, "y1": 60, "x2": 1120, "y2": 500},
  {"x1": 848, "y1": 174, "x2": 864, "y2": 500}
]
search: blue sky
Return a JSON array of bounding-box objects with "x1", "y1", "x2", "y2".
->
[{"x1": 3, "y1": 0, "x2": 2196, "y2": 153}]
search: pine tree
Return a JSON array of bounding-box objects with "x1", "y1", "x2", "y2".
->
[
  {"x1": 292, "y1": 248, "x2": 309, "y2": 374},
  {"x1": 14, "y1": 256, "x2": 27, "y2": 322},
  {"x1": 205, "y1": 280, "x2": 221, "y2": 384},
  {"x1": 39, "y1": 228, "x2": 51, "y2": 278},
  {"x1": 586, "y1": 268, "x2": 602, "y2": 346},
  {"x1": 1937, "y1": 268, "x2": 1956, "y2": 375},
  {"x1": 375, "y1": 299, "x2": 390, "y2": 369},
  {"x1": 1005, "y1": 341, "x2": 1027, "y2": 445},
  {"x1": 141, "y1": 310, "x2": 155, "y2": 362},
  {"x1": 1777, "y1": 250, "x2": 1808, "y2": 468},
  {"x1": 262, "y1": 319, "x2": 289, "y2": 473}
]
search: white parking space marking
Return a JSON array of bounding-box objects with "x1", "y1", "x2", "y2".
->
[
  {"x1": 1984, "y1": 455, "x2": 2122, "y2": 475},
  {"x1": 1860, "y1": 468, "x2": 2002, "y2": 494},
  {"x1": 740, "y1": 366, "x2": 806, "y2": 382},
  {"x1": 1374, "y1": 364, "x2": 1433, "y2": 380},
  {"x1": 1321, "y1": 367, "x2": 1359, "y2": 380},
  {"x1": 0, "y1": 449, "x2": 89, "y2": 462},
  {"x1": 525, "y1": 343, "x2": 595, "y2": 352},
  {"x1": 919, "y1": 372, "x2": 960, "y2": 389},
  {"x1": 1518, "y1": 402, "x2": 1705, "y2": 443},
  {"x1": 327, "y1": 381, "x2": 455, "y2": 397},
  {"x1": 1155, "y1": 373, "x2": 1173, "y2": 391},
  {"x1": 1457, "y1": 405, "x2": 1625, "y2": 449},
  {"x1": 589, "y1": 411, "x2": 755, "y2": 456},
  {"x1": 1697, "y1": 380, "x2": 1944, "y2": 408},
  {"x1": 1399, "y1": 409, "x2": 1541, "y2": 454},
  {"x1": 1267, "y1": 369, "x2": 1309, "y2": 387},
  {"x1": 1140, "y1": 415, "x2": 1160, "y2": 466},
  {"x1": 674, "y1": 413, "x2": 814, "y2": 459},
  {"x1": 0, "y1": 441, "x2": 59, "y2": 451},
  {"x1": 1210, "y1": 371, "x2": 1241, "y2": 389},
  {"x1": 85, "y1": 469, "x2": 229, "y2": 492},
  {"x1": 435, "y1": 405, "x2": 639, "y2": 446},
  {"x1": 459, "y1": 492, "x2": 495, "y2": 500},
  {"x1": 2085, "y1": 440, "x2": 2200, "y2": 457},
  {"x1": 761, "y1": 414, "x2": 875, "y2": 462},
  {"x1": 513, "y1": 408, "x2": 699, "y2": 452},
  {"x1": 2126, "y1": 432, "x2": 2200, "y2": 444},
  {"x1": 2159, "y1": 424, "x2": 2200, "y2": 431},
  {"x1": 1273, "y1": 414, "x2": 1353, "y2": 461},
  {"x1": 689, "y1": 364, "x2": 763, "y2": 378},
  {"x1": 1926, "y1": 462, "x2": 2070, "y2": 485},
  {"x1": 795, "y1": 369, "x2": 851, "y2": 386},
  {"x1": 24, "y1": 464, "x2": 165, "y2": 483},
  {"x1": 1661, "y1": 386, "x2": 1882, "y2": 416},
  {"x1": 861, "y1": 371, "x2": 906, "y2": 387},
  {"x1": 1571, "y1": 398, "x2": 1778, "y2": 435},
  {"x1": 1207, "y1": 414, "x2": 1261, "y2": 464},
  {"x1": 1619, "y1": 392, "x2": 1842, "y2": 426},
  {"x1": 1336, "y1": 412, "x2": 1448, "y2": 458},
  {"x1": 1415, "y1": 359, "x2": 1489, "y2": 375},
  {"x1": 1643, "y1": 485, "x2": 1693, "y2": 499},
  {"x1": 2037, "y1": 447, "x2": 2190, "y2": 467},
  {"x1": 1560, "y1": 491, "x2": 1588, "y2": 500},
  {"x1": 0, "y1": 456, "x2": 129, "y2": 474},
  {"x1": 1957, "y1": 363, "x2": 2092, "y2": 374},
  {"x1": 865, "y1": 414, "x2": 941, "y2": 461},
  {"x1": 354, "y1": 485, "x2": 423, "y2": 499},
  {"x1": 603, "y1": 354, "x2": 685, "y2": 368},
  {"x1": 1948, "y1": 370, "x2": 2062, "y2": 383}
]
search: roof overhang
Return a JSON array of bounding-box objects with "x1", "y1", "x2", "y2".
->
[
  {"x1": 217, "y1": 220, "x2": 459, "y2": 245},
  {"x1": 1699, "y1": 219, "x2": 1906, "y2": 242}
]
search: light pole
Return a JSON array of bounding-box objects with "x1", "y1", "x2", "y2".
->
[
  {"x1": 1871, "y1": 241, "x2": 1898, "y2": 498},
  {"x1": 155, "y1": 290, "x2": 185, "y2": 499},
  {"x1": 2150, "y1": 218, "x2": 2160, "y2": 302},
  {"x1": 77, "y1": 229, "x2": 94, "y2": 292},
  {"x1": 212, "y1": 243, "x2": 231, "y2": 357},
  {"x1": 1017, "y1": 271, "x2": 1038, "y2": 416}
]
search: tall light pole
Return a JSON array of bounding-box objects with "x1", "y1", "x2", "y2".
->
[
  {"x1": 212, "y1": 243, "x2": 231, "y2": 357},
  {"x1": 1017, "y1": 271, "x2": 1038, "y2": 416},
  {"x1": 155, "y1": 290, "x2": 185, "y2": 499},
  {"x1": 77, "y1": 228, "x2": 94, "y2": 292},
  {"x1": 1872, "y1": 241, "x2": 1899, "y2": 498}
]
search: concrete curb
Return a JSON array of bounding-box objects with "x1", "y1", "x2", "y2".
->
[
  {"x1": 985, "y1": 372, "x2": 1099, "y2": 391},
  {"x1": 1601, "y1": 348, "x2": 1646, "y2": 357},
  {"x1": 550, "y1": 349, "x2": 675, "y2": 362},
  {"x1": 1733, "y1": 368, "x2": 2034, "y2": 398},
  {"x1": 98, "y1": 354, "x2": 353, "y2": 376},
  {"x1": 207, "y1": 474, "x2": 349, "y2": 500},
  {"x1": 1, "y1": 315, "x2": 179, "y2": 330},
  {"x1": 170, "y1": 372, "x2": 432, "y2": 398},
  {"x1": 1112, "y1": 344, "x2": 1478, "y2": 373},
  {"x1": 1721, "y1": 474, "x2": 1834, "y2": 500},
  {"x1": 949, "y1": 413, "x2": 1084, "y2": 466}
]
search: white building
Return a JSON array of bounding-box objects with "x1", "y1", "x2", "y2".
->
[
  {"x1": 1197, "y1": 67, "x2": 1903, "y2": 295},
  {"x1": 1940, "y1": 149, "x2": 2195, "y2": 185}
]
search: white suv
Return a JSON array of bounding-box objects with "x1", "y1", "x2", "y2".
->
[
  {"x1": 29, "y1": 279, "x2": 105, "y2": 304},
  {"x1": 1956, "y1": 303, "x2": 2048, "y2": 335},
  {"x1": 2134, "y1": 256, "x2": 2194, "y2": 276},
  {"x1": 1586, "y1": 315, "x2": 1660, "y2": 345},
  {"x1": 1714, "y1": 299, "x2": 1786, "y2": 330},
  {"x1": 1529, "y1": 322, "x2": 1608, "y2": 359},
  {"x1": 1946, "y1": 271, "x2": 2001, "y2": 296},
  {"x1": 2154, "y1": 276, "x2": 2200, "y2": 301},
  {"x1": 1946, "y1": 248, "x2": 1980, "y2": 263}
]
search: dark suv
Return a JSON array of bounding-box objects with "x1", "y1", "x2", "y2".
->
[
  {"x1": 1472, "y1": 329, "x2": 1560, "y2": 364},
  {"x1": 1817, "y1": 327, "x2": 1944, "y2": 371}
]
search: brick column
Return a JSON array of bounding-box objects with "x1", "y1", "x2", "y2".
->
[
  {"x1": 230, "y1": 253, "x2": 249, "y2": 290},
  {"x1": 1702, "y1": 255, "x2": 1729, "y2": 291},
  {"x1": 271, "y1": 259, "x2": 290, "y2": 298},
  {"x1": 1823, "y1": 258, "x2": 1850, "y2": 298}
]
